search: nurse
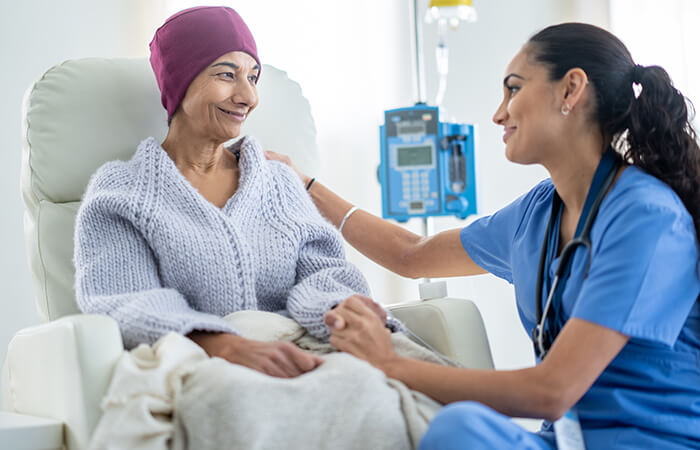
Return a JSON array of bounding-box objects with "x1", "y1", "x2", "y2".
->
[{"x1": 267, "y1": 23, "x2": 700, "y2": 448}]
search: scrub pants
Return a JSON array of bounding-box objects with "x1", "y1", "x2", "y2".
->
[
  {"x1": 419, "y1": 401, "x2": 700, "y2": 449},
  {"x1": 419, "y1": 401, "x2": 555, "y2": 450}
]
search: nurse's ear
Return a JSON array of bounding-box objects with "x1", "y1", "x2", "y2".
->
[{"x1": 559, "y1": 68, "x2": 589, "y2": 115}]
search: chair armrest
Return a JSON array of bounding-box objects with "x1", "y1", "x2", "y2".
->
[
  {"x1": 388, "y1": 297, "x2": 494, "y2": 369},
  {"x1": 0, "y1": 411, "x2": 63, "y2": 450},
  {"x1": 2, "y1": 314, "x2": 123, "y2": 450}
]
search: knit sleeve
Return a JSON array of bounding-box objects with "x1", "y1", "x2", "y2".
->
[
  {"x1": 286, "y1": 223, "x2": 373, "y2": 340},
  {"x1": 73, "y1": 179, "x2": 236, "y2": 349},
  {"x1": 267, "y1": 162, "x2": 388, "y2": 340}
]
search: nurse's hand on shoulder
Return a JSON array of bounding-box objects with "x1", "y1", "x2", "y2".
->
[
  {"x1": 325, "y1": 295, "x2": 397, "y2": 370},
  {"x1": 188, "y1": 331, "x2": 323, "y2": 378},
  {"x1": 264, "y1": 150, "x2": 310, "y2": 185}
]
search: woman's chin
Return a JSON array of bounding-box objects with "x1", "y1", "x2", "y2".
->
[
  {"x1": 504, "y1": 143, "x2": 518, "y2": 163},
  {"x1": 504, "y1": 143, "x2": 537, "y2": 165},
  {"x1": 217, "y1": 124, "x2": 243, "y2": 141}
]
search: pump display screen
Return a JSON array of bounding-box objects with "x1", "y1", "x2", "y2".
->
[
  {"x1": 397, "y1": 123, "x2": 426, "y2": 135},
  {"x1": 396, "y1": 145, "x2": 432, "y2": 167}
]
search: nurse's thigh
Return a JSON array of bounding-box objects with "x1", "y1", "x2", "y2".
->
[{"x1": 419, "y1": 401, "x2": 554, "y2": 450}]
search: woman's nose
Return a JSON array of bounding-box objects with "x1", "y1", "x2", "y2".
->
[
  {"x1": 492, "y1": 101, "x2": 508, "y2": 125},
  {"x1": 234, "y1": 79, "x2": 257, "y2": 106}
]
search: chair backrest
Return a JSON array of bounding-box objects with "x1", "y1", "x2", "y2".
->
[{"x1": 21, "y1": 58, "x2": 320, "y2": 321}]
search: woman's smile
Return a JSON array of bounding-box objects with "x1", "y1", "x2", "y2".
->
[
  {"x1": 503, "y1": 126, "x2": 517, "y2": 142},
  {"x1": 217, "y1": 106, "x2": 246, "y2": 121}
]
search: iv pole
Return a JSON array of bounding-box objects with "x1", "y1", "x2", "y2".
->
[
  {"x1": 409, "y1": 0, "x2": 437, "y2": 289},
  {"x1": 410, "y1": 0, "x2": 427, "y2": 105},
  {"x1": 409, "y1": 0, "x2": 434, "y2": 251},
  {"x1": 408, "y1": 0, "x2": 433, "y2": 297}
]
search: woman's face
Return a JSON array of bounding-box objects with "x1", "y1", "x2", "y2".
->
[
  {"x1": 176, "y1": 51, "x2": 260, "y2": 141},
  {"x1": 492, "y1": 48, "x2": 563, "y2": 165}
]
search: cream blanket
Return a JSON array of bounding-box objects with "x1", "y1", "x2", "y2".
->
[{"x1": 89, "y1": 311, "x2": 455, "y2": 450}]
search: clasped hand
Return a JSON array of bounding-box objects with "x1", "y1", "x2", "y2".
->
[{"x1": 324, "y1": 294, "x2": 398, "y2": 370}]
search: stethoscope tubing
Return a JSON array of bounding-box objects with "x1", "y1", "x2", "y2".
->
[{"x1": 534, "y1": 151, "x2": 622, "y2": 359}]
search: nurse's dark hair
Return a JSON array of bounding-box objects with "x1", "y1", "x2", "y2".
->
[{"x1": 527, "y1": 22, "x2": 700, "y2": 250}]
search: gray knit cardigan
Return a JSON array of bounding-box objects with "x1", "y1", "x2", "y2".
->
[{"x1": 74, "y1": 136, "x2": 372, "y2": 349}]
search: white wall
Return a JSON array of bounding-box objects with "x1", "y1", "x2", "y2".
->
[
  {"x1": 610, "y1": 0, "x2": 700, "y2": 132},
  {"x1": 1, "y1": 0, "x2": 615, "y2": 405}
]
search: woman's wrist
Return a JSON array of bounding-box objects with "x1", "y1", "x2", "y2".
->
[
  {"x1": 305, "y1": 177, "x2": 316, "y2": 191},
  {"x1": 302, "y1": 175, "x2": 313, "y2": 189},
  {"x1": 338, "y1": 206, "x2": 359, "y2": 233},
  {"x1": 376, "y1": 354, "x2": 405, "y2": 379},
  {"x1": 187, "y1": 331, "x2": 246, "y2": 358}
]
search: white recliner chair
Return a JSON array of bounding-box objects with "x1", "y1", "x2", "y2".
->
[{"x1": 2, "y1": 58, "x2": 493, "y2": 450}]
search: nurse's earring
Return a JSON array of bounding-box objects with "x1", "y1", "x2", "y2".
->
[{"x1": 561, "y1": 103, "x2": 571, "y2": 116}]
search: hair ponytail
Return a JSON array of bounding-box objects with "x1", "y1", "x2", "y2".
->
[
  {"x1": 618, "y1": 65, "x2": 700, "y2": 247},
  {"x1": 528, "y1": 23, "x2": 700, "y2": 249}
]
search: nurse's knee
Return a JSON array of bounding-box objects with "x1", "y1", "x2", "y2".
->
[{"x1": 419, "y1": 401, "x2": 499, "y2": 450}]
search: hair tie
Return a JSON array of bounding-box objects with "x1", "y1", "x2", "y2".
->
[
  {"x1": 305, "y1": 177, "x2": 316, "y2": 191},
  {"x1": 631, "y1": 64, "x2": 645, "y2": 83}
]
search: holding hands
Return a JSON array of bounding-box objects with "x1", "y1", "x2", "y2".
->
[{"x1": 324, "y1": 295, "x2": 398, "y2": 371}]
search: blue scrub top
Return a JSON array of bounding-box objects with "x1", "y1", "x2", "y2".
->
[{"x1": 460, "y1": 166, "x2": 700, "y2": 444}]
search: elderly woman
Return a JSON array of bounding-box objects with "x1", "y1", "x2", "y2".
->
[{"x1": 73, "y1": 6, "x2": 389, "y2": 378}]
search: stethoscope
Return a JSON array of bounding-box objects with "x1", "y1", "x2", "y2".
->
[{"x1": 533, "y1": 147, "x2": 622, "y2": 360}]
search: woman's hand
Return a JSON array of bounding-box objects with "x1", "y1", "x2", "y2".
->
[
  {"x1": 188, "y1": 331, "x2": 323, "y2": 378},
  {"x1": 324, "y1": 296, "x2": 397, "y2": 370},
  {"x1": 264, "y1": 150, "x2": 310, "y2": 186}
]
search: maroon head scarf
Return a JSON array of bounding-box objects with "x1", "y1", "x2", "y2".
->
[{"x1": 149, "y1": 6, "x2": 260, "y2": 122}]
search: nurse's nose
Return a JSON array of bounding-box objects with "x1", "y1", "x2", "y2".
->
[{"x1": 492, "y1": 100, "x2": 508, "y2": 125}]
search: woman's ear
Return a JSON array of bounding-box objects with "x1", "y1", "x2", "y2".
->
[{"x1": 561, "y1": 67, "x2": 589, "y2": 111}]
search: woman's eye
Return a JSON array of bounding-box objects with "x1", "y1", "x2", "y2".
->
[
  {"x1": 248, "y1": 74, "x2": 258, "y2": 83},
  {"x1": 218, "y1": 72, "x2": 234, "y2": 79},
  {"x1": 506, "y1": 85, "x2": 520, "y2": 96}
]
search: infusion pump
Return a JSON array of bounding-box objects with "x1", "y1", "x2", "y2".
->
[{"x1": 379, "y1": 104, "x2": 477, "y2": 222}]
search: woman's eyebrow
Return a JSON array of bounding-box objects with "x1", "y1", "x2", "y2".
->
[
  {"x1": 211, "y1": 62, "x2": 239, "y2": 70},
  {"x1": 503, "y1": 73, "x2": 525, "y2": 86},
  {"x1": 211, "y1": 62, "x2": 260, "y2": 73}
]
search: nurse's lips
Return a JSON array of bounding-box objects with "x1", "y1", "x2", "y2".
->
[{"x1": 503, "y1": 126, "x2": 517, "y2": 142}]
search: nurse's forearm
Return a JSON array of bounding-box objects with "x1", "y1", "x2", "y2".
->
[
  {"x1": 307, "y1": 181, "x2": 423, "y2": 277},
  {"x1": 381, "y1": 358, "x2": 566, "y2": 422},
  {"x1": 307, "y1": 181, "x2": 487, "y2": 278},
  {"x1": 381, "y1": 318, "x2": 629, "y2": 422}
]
